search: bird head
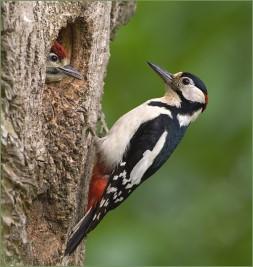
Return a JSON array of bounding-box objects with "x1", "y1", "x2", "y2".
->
[
  {"x1": 46, "y1": 41, "x2": 83, "y2": 83},
  {"x1": 148, "y1": 62, "x2": 208, "y2": 112}
]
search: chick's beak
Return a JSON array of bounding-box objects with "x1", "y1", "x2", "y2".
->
[
  {"x1": 147, "y1": 62, "x2": 173, "y2": 86},
  {"x1": 58, "y1": 65, "x2": 83, "y2": 80}
]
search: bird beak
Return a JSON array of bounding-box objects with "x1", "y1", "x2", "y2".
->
[
  {"x1": 58, "y1": 65, "x2": 83, "y2": 80},
  {"x1": 147, "y1": 62, "x2": 173, "y2": 86}
]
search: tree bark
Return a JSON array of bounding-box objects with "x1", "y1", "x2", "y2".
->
[{"x1": 1, "y1": 1, "x2": 135, "y2": 265}]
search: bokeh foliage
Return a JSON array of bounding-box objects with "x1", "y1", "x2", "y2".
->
[{"x1": 86, "y1": 1, "x2": 252, "y2": 265}]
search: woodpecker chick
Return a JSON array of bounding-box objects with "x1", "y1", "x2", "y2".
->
[
  {"x1": 46, "y1": 41, "x2": 82, "y2": 83},
  {"x1": 65, "y1": 62, "x2": 208, "y2": 255}
]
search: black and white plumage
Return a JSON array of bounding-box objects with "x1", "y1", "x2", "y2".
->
[{"x1": 64, "y1": 62, "x2": 208, "y2": 255}]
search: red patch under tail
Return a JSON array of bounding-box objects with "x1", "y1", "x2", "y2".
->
[{"x1": 87, "y1": 163, "x2": 109, "y2": 211}]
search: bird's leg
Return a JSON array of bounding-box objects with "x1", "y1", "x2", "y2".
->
[
  {"x1": 75, "y1": 106, "x2": 98, "y2": 139},
  {"x1": 97, "y1": 111, "x2": 109, "y2": 137},
  {"x1": 86, "y1": 120, "x2": 97, "y2": 138},
  {"x1": 77, "y1": 105, "x2": 108, "y2": 138}
]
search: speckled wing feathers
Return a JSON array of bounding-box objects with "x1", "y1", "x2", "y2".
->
[{"x1": 87, "y1": 114, "x2": 184, "y2": 232}]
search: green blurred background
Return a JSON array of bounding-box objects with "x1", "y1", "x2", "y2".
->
[{"x1": 86, "y1": 1, "x2": 252, "y2": 265}]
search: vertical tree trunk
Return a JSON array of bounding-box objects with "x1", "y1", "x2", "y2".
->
[{"x1": 1, "y1": 1, "x2": 135, "y2": 265}]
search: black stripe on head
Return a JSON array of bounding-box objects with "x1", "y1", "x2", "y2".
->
[{"x1": 182, "y1": 72, "x2": 207, "y2": 94}]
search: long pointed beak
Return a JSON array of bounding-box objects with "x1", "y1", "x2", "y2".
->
[
  {"x1": 58, "y1": 65, "x2": 83, "y2": 80},
  {"x1": 147, "y1": 62, "x2": 173, "y2": 85}
]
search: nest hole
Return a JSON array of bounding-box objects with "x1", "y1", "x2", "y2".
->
[{"x1": 47, "y1": 18, "x2": 91, "y2": 88}]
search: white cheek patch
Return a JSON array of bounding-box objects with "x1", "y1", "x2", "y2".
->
[{"x1": 181, "y1": 85, "x2": 205, "y2": 104}]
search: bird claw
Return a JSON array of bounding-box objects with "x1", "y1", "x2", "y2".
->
[
  {"x1": 97, "y1": 112, "x2": 109, "y2": 136},
  {"x1": 86, "y1": 121, "x2": 97, "y2": 138},
  {"x1": 79, "y1": 108, "x2": 108, "y2": 138}
]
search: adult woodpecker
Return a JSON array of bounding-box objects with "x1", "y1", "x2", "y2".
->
[
  {"x1": 46, "y1": 41, "x2": 82, "y2": 82},
  {"x1": 64, "y1": 62, "x2": 208, "y2": 255}
]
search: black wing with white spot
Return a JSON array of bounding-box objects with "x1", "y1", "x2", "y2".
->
[{"x1": 86, "y1": 114, "x2": 187, "y2": 233}]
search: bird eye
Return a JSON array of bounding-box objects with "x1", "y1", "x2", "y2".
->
[
  {"x1": 49, "y1": 53, "x2": 59, "y2": 62},
  {"x1": 182, "y1": 78, "x2": 191, "y2": 85}
]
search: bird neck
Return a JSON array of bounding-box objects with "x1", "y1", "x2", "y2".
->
[
  {"x1": 163, "y1": 87, "x2": 203, "y2": 116},
  {"x1": 164, "y1": 87, "x2": 181, "y2": 108},
  {"x1": 46, "y1": 67, "x2": 65, "y2": 82},
  {"x1": 147, "y1": 88, "x2": 203, "y2": 127},
  {"x1": 162, "y1": 88, "x2": 182, "y2": 108}
]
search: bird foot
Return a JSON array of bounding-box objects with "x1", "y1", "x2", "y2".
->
[
  {"x1": 97, "y1": 111, "x2": 109, "y2": 137},
  {"x1": 86, "y1": 121, "x2": 98, "y2": 138}
]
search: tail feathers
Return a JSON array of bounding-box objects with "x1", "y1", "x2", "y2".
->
[{"x1": 64, "y1": 208, "x2": 95, "y2": 255}]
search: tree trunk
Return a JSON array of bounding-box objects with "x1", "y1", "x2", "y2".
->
[{"x1": 1, "y1": 1, "x2": 135, "y2": 265}]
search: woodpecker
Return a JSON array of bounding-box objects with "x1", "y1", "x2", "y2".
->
[
  {"x1": 46, "y1": 41, "x2": 82, "y2": 82},
  {"x1": 65, "y1": 62, "x2": 208, "y2": 255}
]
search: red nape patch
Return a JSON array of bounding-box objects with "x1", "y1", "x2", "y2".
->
[
  {"x1": 202, "y1": 94, "x2": 208, "y2": 112},
  {"x1": 205, "y1": 94, "x2": 208, "y2": 105},
  {"x1": 50, "y1": 41, "x2": 67, "y2": 59}
]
